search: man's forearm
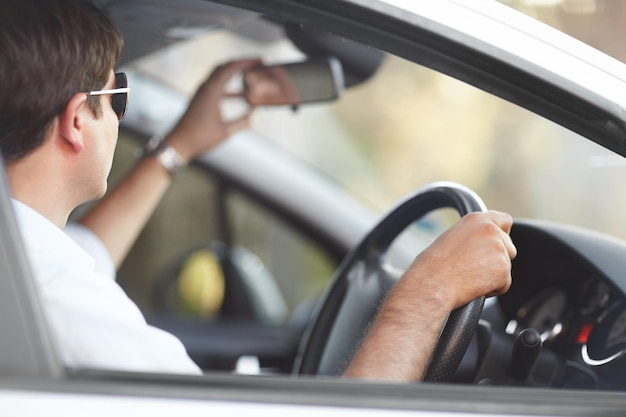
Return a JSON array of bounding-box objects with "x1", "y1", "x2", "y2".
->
[
  {"x1": 78, "y1": 155, "x2": 174, "y2": 268},
  {"x1": 342, "y1": 280, "x2": 450, "y2": 381}
]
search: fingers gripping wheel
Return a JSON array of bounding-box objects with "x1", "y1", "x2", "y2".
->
[{"x1": 293, "y1": 182, "x2": 487, "y2": 382}]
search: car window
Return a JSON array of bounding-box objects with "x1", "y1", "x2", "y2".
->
[
  {"x1": 316, "y1": 55, "x2": 626, "y2": 237},
  {"x1": 122, "y1": 23, "x2": 626, "y2": 243}
]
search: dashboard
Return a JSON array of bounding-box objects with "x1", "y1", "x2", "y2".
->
[{"x1": 480, "y1": 219, "x2": 626, "y2": 390}]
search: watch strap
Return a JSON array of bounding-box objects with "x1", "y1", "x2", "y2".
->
[{"x1": 138, "y1": 136, "x2": 186, "y2": 176}]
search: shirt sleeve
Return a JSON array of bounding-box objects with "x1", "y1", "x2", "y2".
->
[{"x1": 41, "y1": 267, "x2": 203, "y2": 375}]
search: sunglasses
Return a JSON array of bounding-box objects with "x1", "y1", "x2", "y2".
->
[{"x1": 86, "y1": 72, "x2": 130, "y2": 121}]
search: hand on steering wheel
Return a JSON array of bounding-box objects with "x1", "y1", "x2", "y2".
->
[{"x1": 294, "y1": 182, "x2": 515, "y2": 382}]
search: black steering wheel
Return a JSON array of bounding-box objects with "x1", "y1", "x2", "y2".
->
[{"x1": 293, "y1": 182, "x2": 487, "y2": 382}]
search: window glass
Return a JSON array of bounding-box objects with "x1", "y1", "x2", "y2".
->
[
  {"x1": 123, "y1": 24, "x2": 626, "y2": 243},
  {"x1": 246, "y1": 53, "x2": 626, "y2": 239},
  {"x1": 226, "y1": 191, "x2": 336, "y2": 314}
]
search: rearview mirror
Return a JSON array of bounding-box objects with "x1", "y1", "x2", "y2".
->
[{"x1": 243, "y1": 57, "x2": 344, "y2": 107}]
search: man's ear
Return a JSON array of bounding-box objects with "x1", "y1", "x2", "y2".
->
[{"x1": 58, "y1": 93, "x2": 91, "y2": 153}]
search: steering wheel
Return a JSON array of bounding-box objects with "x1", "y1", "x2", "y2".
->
[{"x1": 293, "y1": 182, "x2": 487, "y2": 382}]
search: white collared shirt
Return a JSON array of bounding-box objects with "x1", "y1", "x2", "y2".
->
[{"x1": 12, "y1": 199, "x2": 201, "y2": 375}]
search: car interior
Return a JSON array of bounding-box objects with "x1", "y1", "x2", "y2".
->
[
  {"x1": 5, "y1": 3, "x2": 626, "y2": 414},
  {"x1": 83, "y1": 0, "x2": 626, "y2": 391}
]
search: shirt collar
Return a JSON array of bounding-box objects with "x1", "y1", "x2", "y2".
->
[{"x1": 11, "y1": 199, "x2": 95, "y2": 273}]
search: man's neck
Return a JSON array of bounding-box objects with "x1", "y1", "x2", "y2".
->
[{"x1": 5, "y1": 155, "x2": 74, "y2": 229}]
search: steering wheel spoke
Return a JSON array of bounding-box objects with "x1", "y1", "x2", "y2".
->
[{"x1": 294, "y1": 182, "x2": 487, "y2": 382}]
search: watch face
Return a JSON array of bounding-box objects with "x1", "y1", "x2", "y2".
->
[{"x1": 156, "y1": 146, "x2": 186, "y2": 176}]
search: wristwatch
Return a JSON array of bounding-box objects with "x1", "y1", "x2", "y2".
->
[{"x1": 138, "y1": 136, "x2": 186, "y2": 176}]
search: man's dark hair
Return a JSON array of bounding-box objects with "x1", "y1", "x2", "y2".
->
[{"x1": 0, "y1": 0, "x2": 123, "y2": 162}]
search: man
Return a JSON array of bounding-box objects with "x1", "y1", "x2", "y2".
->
[{"x1": 0, "y1": 0, "x2": 516, "y2": 380}]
